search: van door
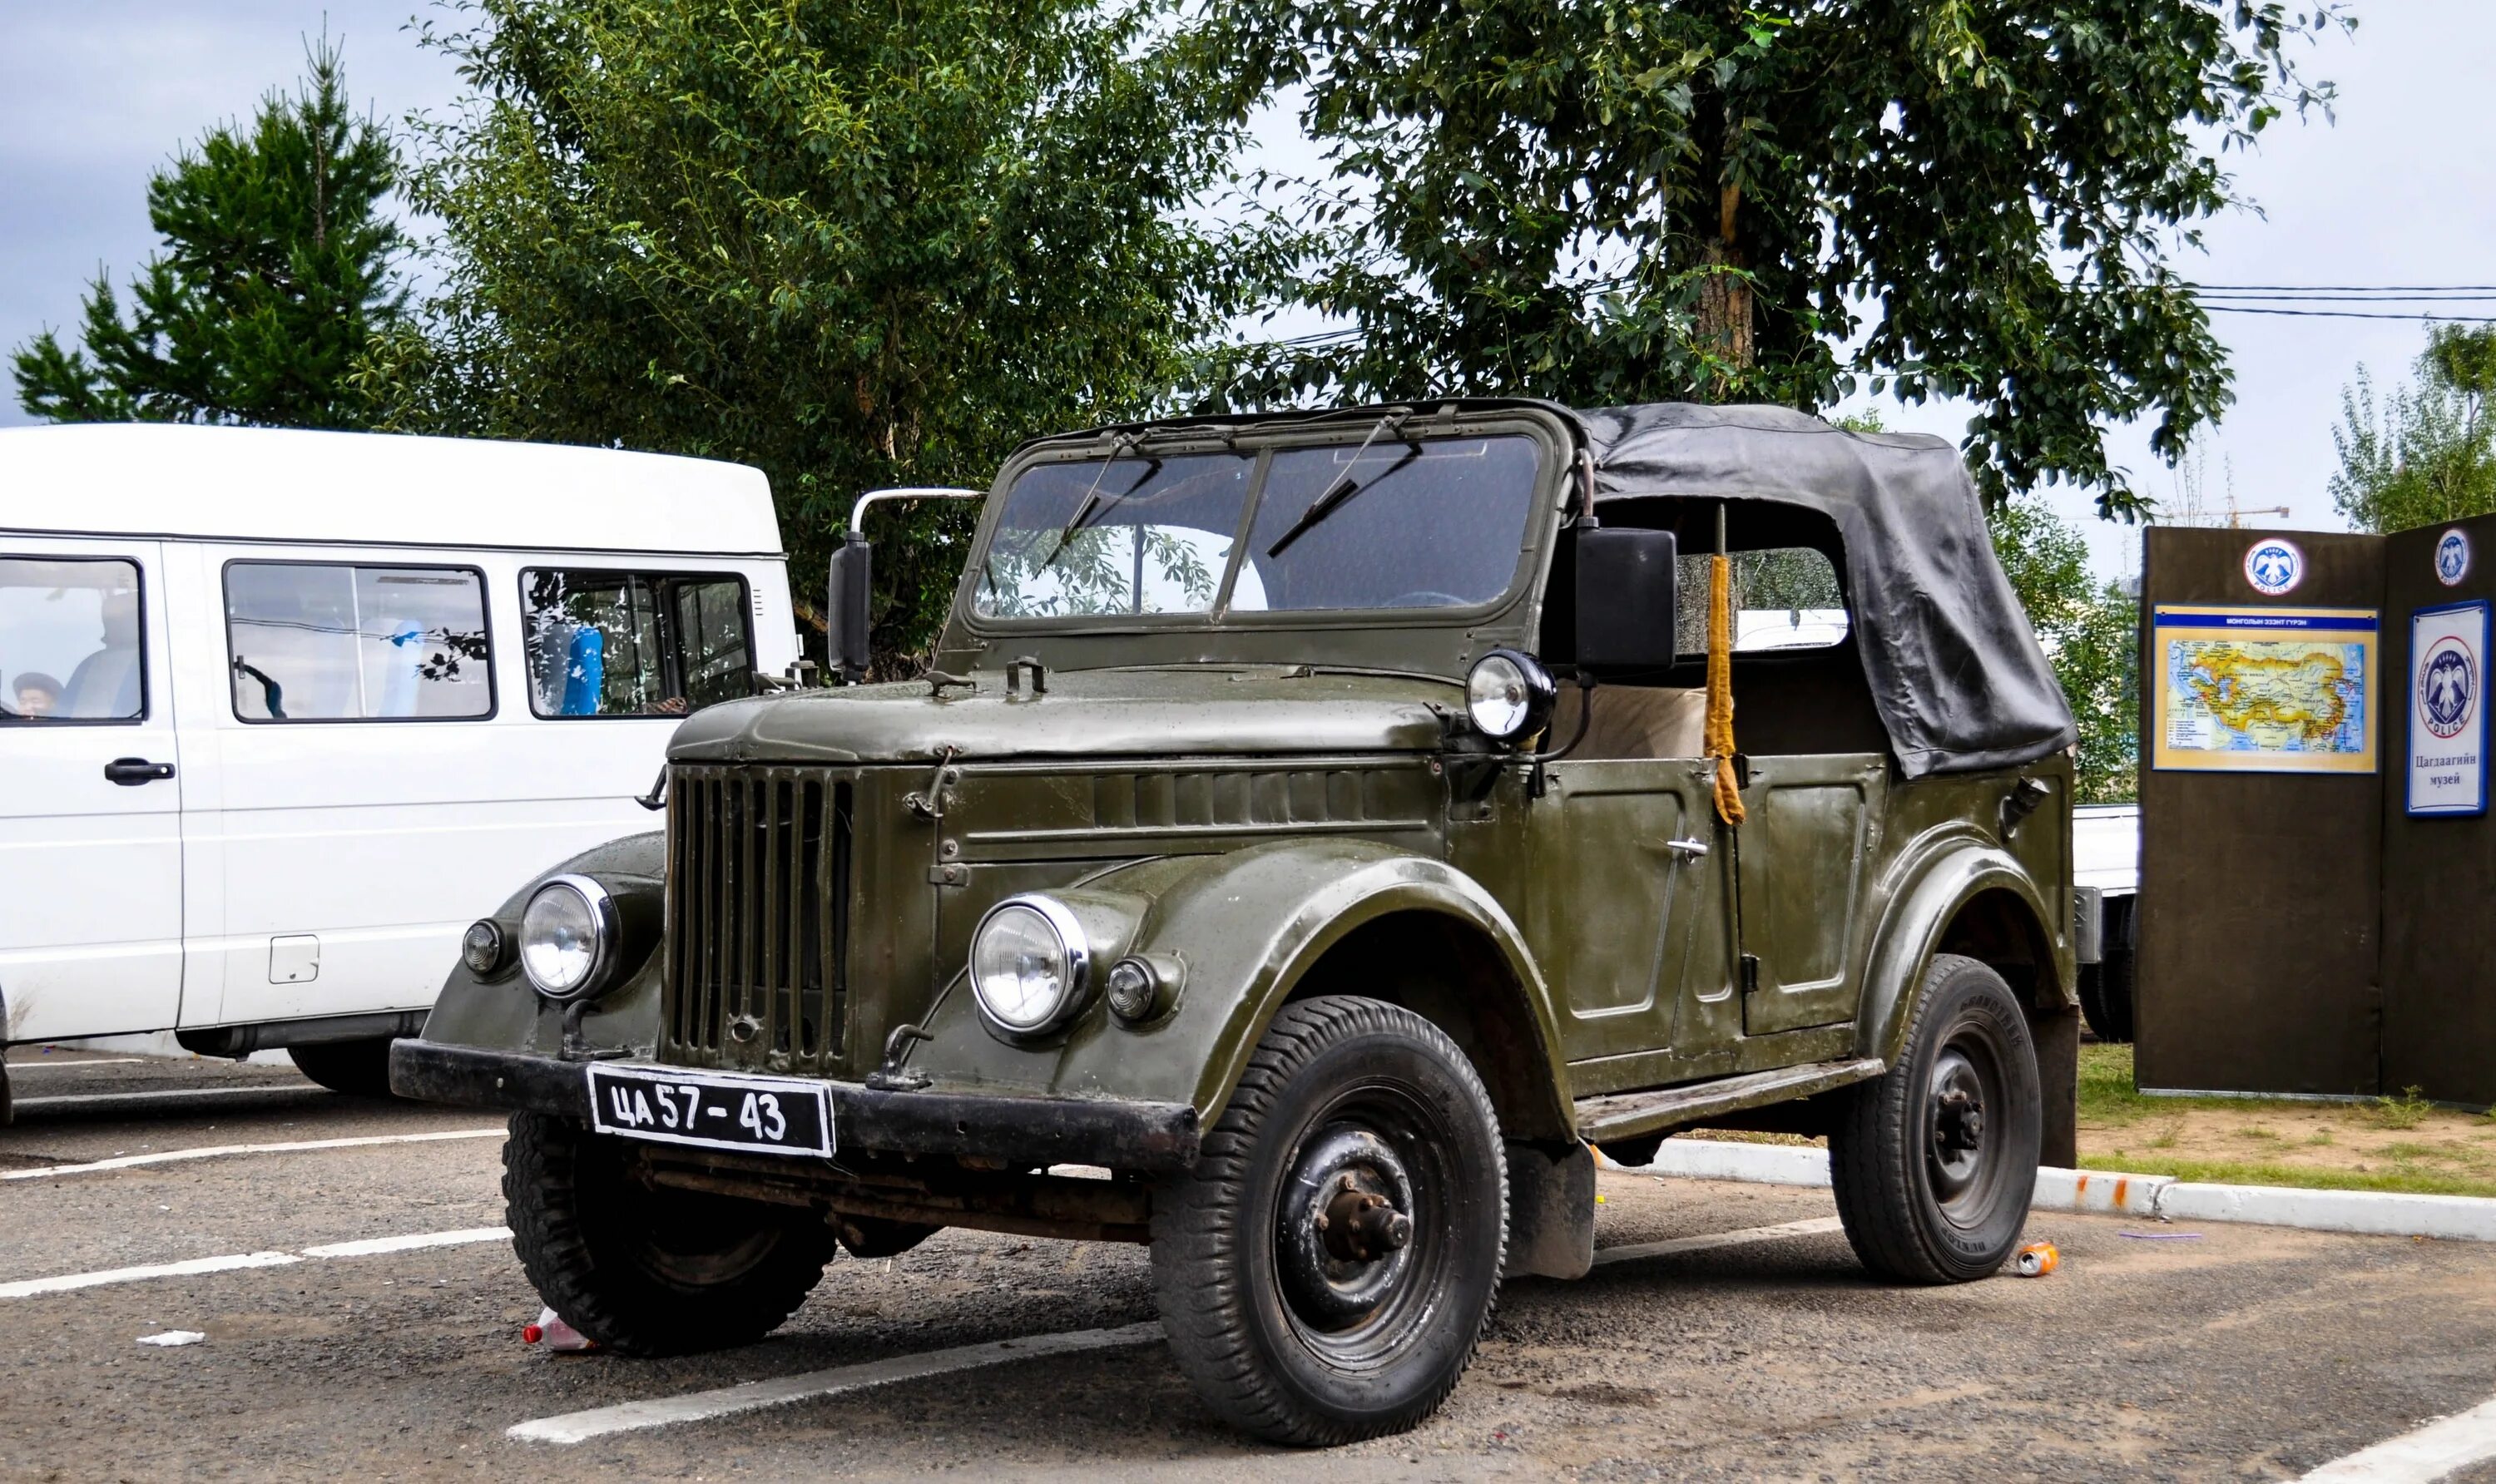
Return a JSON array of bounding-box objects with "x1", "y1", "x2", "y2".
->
[
  {"x1": 0, "y1": 543, "x2": 185, "y2": 1042},
  {"x1": 189, "y1": 552, "x2": 506, "y2": 1030}
]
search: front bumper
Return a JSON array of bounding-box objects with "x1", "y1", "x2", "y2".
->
[{"x1": 388, "y1": 1039, "x2": 1202, "y2": 1172}]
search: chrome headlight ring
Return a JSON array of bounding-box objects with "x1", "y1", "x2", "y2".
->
[
  {"x1": 519, "y1": 873, "x2": 621, "y2": 1002},
  {"x1": 968, "y1": 893, "x2": 1093, "y2": 1036}
]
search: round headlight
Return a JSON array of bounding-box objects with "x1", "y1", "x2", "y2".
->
[
  {"x1": 969, "y1": 895, "x2": 1092, "y2": 1035},
  {"x1": 461, "y1": 919, "x2": 507, "y2": 977},
  {"x1": 519, "y1": 875, "x2": 617, "y2": 1001},
  {"x1": 1466, "y1": 648, "x2": 1556, "y2": 743}
]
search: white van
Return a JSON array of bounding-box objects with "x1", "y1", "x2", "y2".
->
[{"x1": 0, "y1": 424, "x2": 799, "y2": 1106}]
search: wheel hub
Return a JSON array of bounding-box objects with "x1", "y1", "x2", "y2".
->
[
  {"x1": 1926, "y1": 1047, "x2": 1991, "y2": 1200},
  {"x1": 1277, "y1": 1125, "x2": 1416, "y2": 1329}
]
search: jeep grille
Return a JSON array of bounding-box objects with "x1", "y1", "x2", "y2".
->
[{"x1": 662, "y1": 764, "x2": 851, "y2": 1070}]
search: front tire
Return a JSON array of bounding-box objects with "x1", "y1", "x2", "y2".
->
[
  {"x1": 1830, "y1": 955, "x2": 2041, "y2": 1284},
  {"x1": 503, "y1": 1111, "x2": 837, "y2": 1356},
  {"x1": 1152, "y1": 996, "x2": 1508, "y2": 1446},
  {"x1": 288, "y1": 1036, "x2": 398, "y2": 1097}
]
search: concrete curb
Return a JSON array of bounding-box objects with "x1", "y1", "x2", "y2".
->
[{"x1": 1631, "y1": 1141, "x2": 2496, "y2": 1242}]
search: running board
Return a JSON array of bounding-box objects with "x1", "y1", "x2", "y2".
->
[{"x1": 1574, "y1": 1057, "x2": 1885, "y2": 1144}]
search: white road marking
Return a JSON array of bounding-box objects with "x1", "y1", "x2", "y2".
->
[
  {"x1": 2, "y1": 1128, "x2": 504, "y2": 1181},
  {"x1": 300, "y1": 1228, "x2": 510, "y2": 1259},
  {"x1": 508, "y1": 1323, "x2": 1167, "y2": 1444},
  {"x1": 1591, "y1": 1215, "x2": 1848, "y2": 1267},
  {"x1": 5, "y1": 1058, "x2": 151, "y2": 1071},
  {"x1": 508, "y1": 1215, "x2": 1850, "y2": 1446},
  {"x1": 13, "y1": 1085, "x2": 324, "y2": 1109},
  {"x1": 2300, "y1": 1394, "x2": 2496, "y2": 1482},
  {"x1": 0, "y1": 1250, "x2": 303, "y2": 1298},
  {"x1": 0, "y1": 1227, "x2": 512, "y2": 1299}
]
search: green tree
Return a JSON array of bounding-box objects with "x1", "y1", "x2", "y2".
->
[
  {"x1": 1205, "y1": 0, "x2": 2345, "y2": 519},
  {"x1": 1989, "y1": 497, "x2": 2137, "y2": 802},
  {"x1": 2330, "y1": 324, "x2": 2496, "y2": 533},
  {"x1": 363, "y1": 0, "x2": 1246, "y2": 659},
  {"x1": 12, "y1": 41, "x2": 404, "y2": 428}
]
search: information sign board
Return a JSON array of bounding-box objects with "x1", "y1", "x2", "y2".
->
[
  {"x1": 2407, "y1": 600, "x2": 2489, "y2": 817},
  {"x1": 2150, "y1": 606, "x2": 2379, "y2": 774}
]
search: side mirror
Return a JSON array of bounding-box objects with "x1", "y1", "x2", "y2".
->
[
  {"x1": 1572, "y1": 527, "x2": 1680, "y2": 671},
  {"x1": 827, "y1": 534, "x2": 873, "y2": 682}
]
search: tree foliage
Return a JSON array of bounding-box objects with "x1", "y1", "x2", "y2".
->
[
  {"x1": 361, "y1": 0, "x2": 1246, "y2": 658},
  {"x1": 1205, "y1": 0, "x2": 2346, "y2": 517},
  {"x1": 12, "y1": 41, "x2": 404, "y2": 428},
  {"x1": 1988, "y1": 497, "x2": 2137, "y2": 801},
  {"x1": 2330, "y1": 324, "x2": 2496, "y2": 534}
]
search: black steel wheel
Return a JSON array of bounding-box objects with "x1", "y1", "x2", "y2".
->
[
  {"x1": 1830, "y1": 954, "x2": 2041, "y2": 1284},
  {"x1": 288, "y1": 1036, "x2": 399, "y2": 1097},
  {"x1": 1152, "y1": 996, "x2": 1508, "y2": 1446},
  {"x1": 503, "y1": 1111, "x2": 837, "y2": 1356}
]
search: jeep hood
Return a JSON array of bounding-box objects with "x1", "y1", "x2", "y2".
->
[{"x1": 666, "y1": 666, "x2": 1457, "y2": 764}]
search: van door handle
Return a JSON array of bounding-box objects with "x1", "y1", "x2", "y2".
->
[{"x1": 104, "y1": 757, "x2": 176, "y2": 786}]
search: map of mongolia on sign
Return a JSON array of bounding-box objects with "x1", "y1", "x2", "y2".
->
[
  {"x1": 2151, "y1": 606, "x2": 2379, "y2": 774},
  {"x1": 2409, "y1": 601, "x2": 2489, "y2": 817}
]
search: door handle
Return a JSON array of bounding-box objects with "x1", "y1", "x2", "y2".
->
[
  {"x1": 1664, "y1": 837, "x2": 1710, "y2": 859},
  {"x1": 104, "y1": 757, "x2": 176, "y2": 786}
]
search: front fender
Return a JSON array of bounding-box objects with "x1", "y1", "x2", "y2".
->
[
  {"x1": 904, "y1": 838, "x2": 1571, "y2": 1135},
  {"x1": 1855, "y1": 831, "x2": 2066, "y2": 1066},
  {"x1": 413, "y1": 831, "x2": 667, "y2": 1057}
]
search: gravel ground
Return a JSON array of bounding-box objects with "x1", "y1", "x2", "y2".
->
[{"x1": 6, "y1": 1047, "x2": 2496, "y2": 1482}]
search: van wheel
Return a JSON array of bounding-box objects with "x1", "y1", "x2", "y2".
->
[
  {"x1": 1830, "y1": 954, "x2": 2041, "y2": 1284},
  {"x1": 503, "y1": 1111, "x2": 837, "y2": 1356},
  {"x1": 288, "y1": 1037, "x2": 398, "y2": 1097},
  {"x1": 2094, "y1": 899, "x2": 2138, "y2": 1043},
  {"x1": 1152, "y1": 996, "x2": 1508, "y2": 1446}
]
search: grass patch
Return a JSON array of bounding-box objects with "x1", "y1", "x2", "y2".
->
[
  {"x1": 2367, "y1": 1086, "x2": 2436, "y2": 1130},
  {"x1": 2076, "y1": 1044, "x2": 2333, "y2": 1126},
  {"x1": 2075, "y1": 1153, "x2": 2496, "y2": 1200}
]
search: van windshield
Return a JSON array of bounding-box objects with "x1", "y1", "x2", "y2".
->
[{"x1": 973, "y1": 433, "x2": 1543, "y2": 621}]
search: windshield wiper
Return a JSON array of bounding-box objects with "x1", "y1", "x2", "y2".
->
[
  {"x1": 1033, "y1": 443, "x2": 1162, "y2": 574},
  {"x1": 1264, "y1": 407, "x2": 1416, "y2": 559}
]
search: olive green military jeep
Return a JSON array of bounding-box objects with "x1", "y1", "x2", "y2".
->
[{"x1": 393, "y1": 399, "x2": 2089, "y2": 1446}]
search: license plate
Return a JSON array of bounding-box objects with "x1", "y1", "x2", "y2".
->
[{"x1": 586, "y1": 1064, "x2": 834, "y2": 1156}]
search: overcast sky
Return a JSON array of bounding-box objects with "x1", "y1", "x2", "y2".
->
[{"x1": 3, "y1": 2, "x2": 2489, "y2": 581}]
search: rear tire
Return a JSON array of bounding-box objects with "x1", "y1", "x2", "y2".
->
[
  {"x1": 503, "y1": 1111, "x2": 837, "y2": 1356},
  {"x1": 1152, "y1": 996, "x2": 1508, "y2": 1446},
  {"x1": 1830, "y1": 955, "x2": 2041, "y2": 1284},
  {"x1": 288, "y1": 1036, "x2": 398, "y2": 1097}
]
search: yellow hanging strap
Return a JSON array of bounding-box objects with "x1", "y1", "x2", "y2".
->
[{"x1": 1706, "y1": 552, "x2": 1746, "y2": 826}]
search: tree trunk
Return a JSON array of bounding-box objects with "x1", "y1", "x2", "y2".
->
[{"x1": 1695, "y1": 183, "x2": 1753, "y2": 393}]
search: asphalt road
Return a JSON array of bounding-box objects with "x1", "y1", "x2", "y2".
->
[{"x1": 6, "y1": 1047, "x2": 2496, "y2": 1482}]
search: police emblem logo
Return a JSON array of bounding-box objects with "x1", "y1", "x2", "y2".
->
[
  {"x1": 2437, "y1": 528, "x2": 2472, "y2": 587},
  {"x1": 2244, "y1": 537, "x2": 2304, "y2": 596},
  {"x1": 2420, "y1": 636, "x2": 2477, "y2": 741}
]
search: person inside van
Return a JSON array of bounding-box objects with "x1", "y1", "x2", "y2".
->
[
  {"x1": 10, "y1": 671, "x2": 61, "y2": 718},
  {"x1": 57, "y1": 590, "x2": 141, "y2": 719}
]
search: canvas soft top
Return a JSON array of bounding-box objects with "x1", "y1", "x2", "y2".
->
[{"x1": 1575, "y1": 401, "x2": 2076, "y2": 779}]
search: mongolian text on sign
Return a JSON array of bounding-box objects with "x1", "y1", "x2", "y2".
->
[{"x1": 2408, "y1": 601, "x2": 2489, "y2": 817}]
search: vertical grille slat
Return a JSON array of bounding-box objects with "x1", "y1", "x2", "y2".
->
[{"x1": 661, "y1": 764, "x2": 853, "y2": 1071}]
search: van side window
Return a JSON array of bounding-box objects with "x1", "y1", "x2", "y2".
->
[
  {"x1": 1, "y1": 556, "x2": 146, "y2": 722},
  {"x1": 224, "y1": 563, "x2": 493, "y2": 722},
  {"x1": 521, "y1": 570, "x2": 755, "y2": 719},
  {"x1": 1676, "y1": 548, "x2": 1851, "y2": 653}
]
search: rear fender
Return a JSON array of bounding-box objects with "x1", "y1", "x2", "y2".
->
[{"x1": 1855, "y1": 833, "x2": 2070, "y2": 1068}]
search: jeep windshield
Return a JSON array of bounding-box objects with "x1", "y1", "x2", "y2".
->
[{"x1": 973, "y1": 434, "x2": 1543, "y2": 621}]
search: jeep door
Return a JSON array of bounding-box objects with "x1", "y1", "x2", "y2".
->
[
  {"x1": 1736, "y1": 752, "x2": 1886, "y2": 1033},
  {"x1": 1524, "y1": 750, "x2": 1738, "y2": 1083}
]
